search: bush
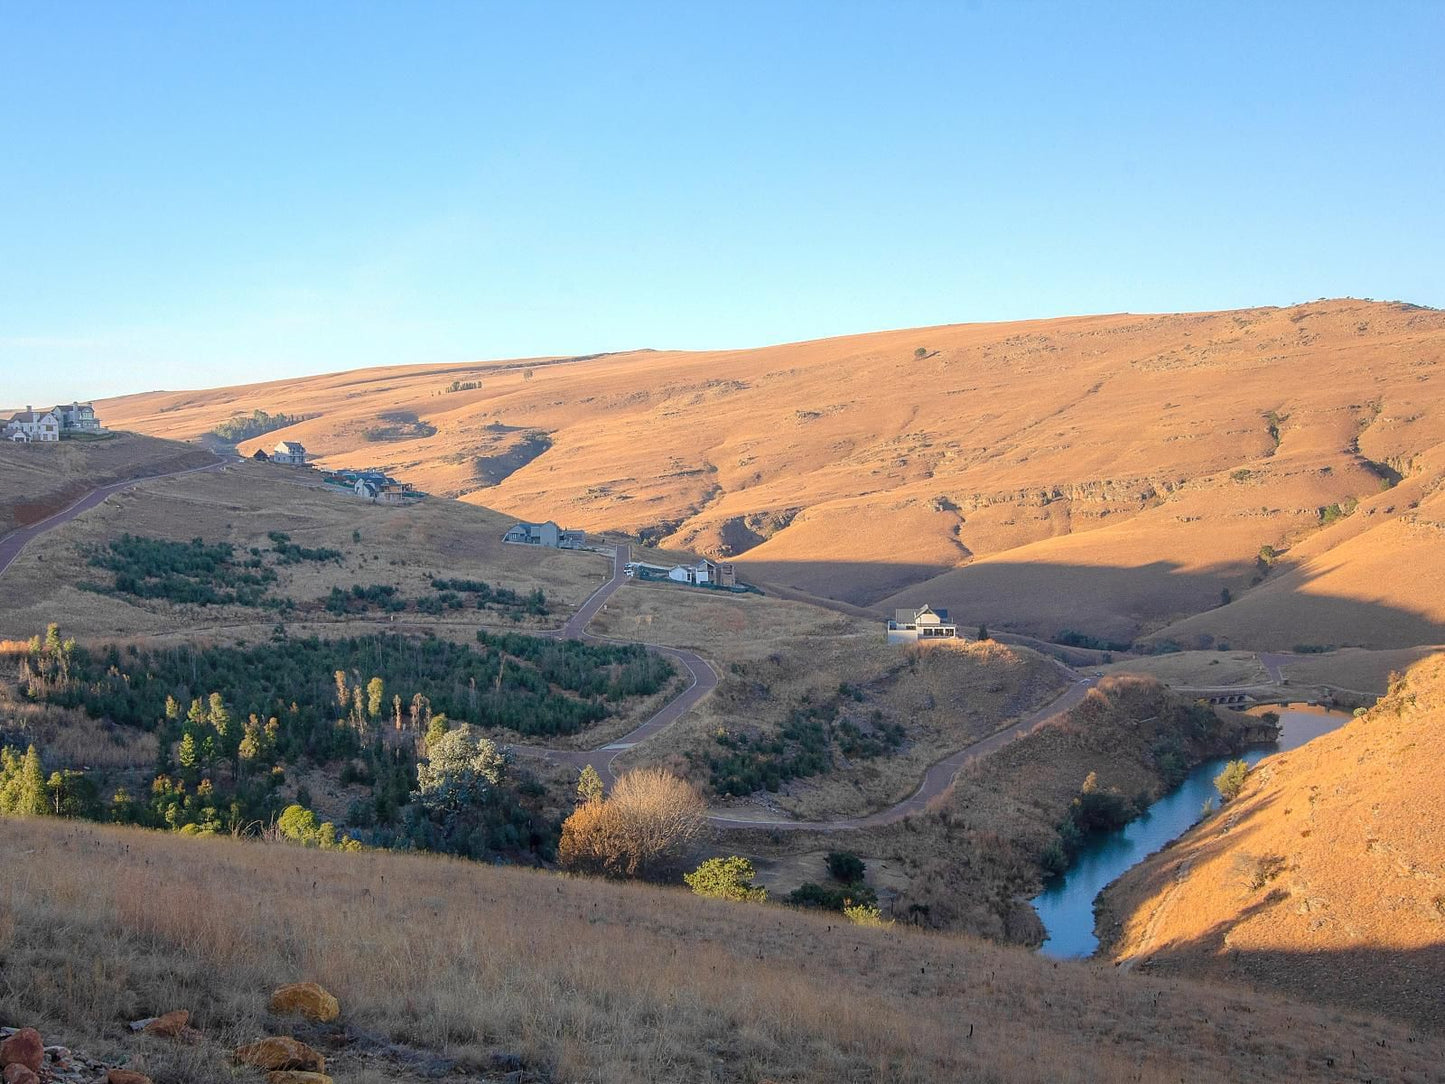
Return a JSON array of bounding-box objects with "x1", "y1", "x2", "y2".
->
[
  {"x1": 787, "y1": 880, "x2": 876, "y2": 912},
  {"x1": 825, "y1": 851, "x2": 865, "y2": 883},
  {"x1": 558, "y1": 768, "x2": 707, "y2": 880},
  {"x1": 1214, "y1": 759, "x2": 1250, "y2": 802},
  {"x1": 684, "y1": 856, "x2": 767, "y2": 902},
  {"x1": 843, "y1": 902, "x2": 892, "y2": 927}
]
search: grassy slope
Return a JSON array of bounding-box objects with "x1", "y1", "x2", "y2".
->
[
  {"x1": 0, "y1": 458, "x2": 609, "y2": 644},
  {"x1": 3, "y1": 816, "x2": 1444, "y2": 1083},
  {"x1": 1096, "y1": 653, "x2": 1445, "y2": 1033},
  {"x1": 0, "y1": 432, "x2": 215, "y2": 535},
  {"x1": 98, "y1": 299, "x2": 1445, "y2": 649}
]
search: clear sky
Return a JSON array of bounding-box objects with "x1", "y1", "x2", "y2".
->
[{"x1": 2, "y1": 2, "x2": 1441, "y2": 405}]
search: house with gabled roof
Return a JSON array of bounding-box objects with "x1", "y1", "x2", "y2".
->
[
  {"x1": 886, "y1": 605, "x2": 958, "y2": 644},
  {"x1": 4, "y1": 407, "x2": 61, "y2": 442},
  {"x1": 272, "y1": 440, "x2": 309, "y2": 465}
]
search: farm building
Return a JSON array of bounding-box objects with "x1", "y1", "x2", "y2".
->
[{"x1": 272, "y1": 440, "x2": 309, "y2": 465}]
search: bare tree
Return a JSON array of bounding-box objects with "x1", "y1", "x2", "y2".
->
[{"x1": 558, "y1": 767, "x2": 707, "y2": 880}]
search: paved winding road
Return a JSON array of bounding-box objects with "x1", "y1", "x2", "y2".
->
[{"x1": 0, "y1": 456, "x2": 226, "y2": 579}]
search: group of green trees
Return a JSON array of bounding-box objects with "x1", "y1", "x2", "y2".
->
[
  {"x1": 211, "y1": 409, "x2": 310, "y2": 443},
  {"x1": 697, "y1": 691, "x2": 904, "y2": 797},
  {"x1": 8, "y1": 624, "x2": 676, "y2": 863},
  {"x1": 81, "y1": 532, "x2": 342, "y2": 608}
]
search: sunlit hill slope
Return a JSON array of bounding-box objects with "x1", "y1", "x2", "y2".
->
[
  {"x1": 100, "y1": 299, "x2": 1445, "y2": 649},
  {"x1": 1096, "y1": 652, "x2": 1445, "y2": 1033}
]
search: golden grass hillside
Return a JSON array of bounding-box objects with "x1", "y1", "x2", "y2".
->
[
  {"x1": 99, "y1": 299, "x2": 1445, "y2": 648},
  {"x1": 1096, "y1": 653, "x2": 1445, "y2": 1032},
  {"x1": 0, "y1": 432, "x2": 214, "y2": 535},
  {"x1": 0, "y1": 458, "x2": 609, "y2": 644},
  {"x1": 3, "y1": 817, "x2": 1444, "y2": 1083}
]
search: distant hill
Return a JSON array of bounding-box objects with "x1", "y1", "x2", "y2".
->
[
  {"x1": 99, "y1": 299, "x2": 1445, "y2": 650},
  {"x1": 1096, "y1": 653, "x2": 1445, "y2": 1032}
]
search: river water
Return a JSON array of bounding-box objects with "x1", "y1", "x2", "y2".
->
[{"x1": 1032, "y1": 705, "x2": 1350, "y2": 959}]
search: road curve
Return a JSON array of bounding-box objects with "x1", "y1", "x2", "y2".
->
[
  {"x1": 0, "y1": 456, "x2": 227, "y2": 579},
  {"x1": 708, "y1": 675, "x2": 1095, "y2": 832}
]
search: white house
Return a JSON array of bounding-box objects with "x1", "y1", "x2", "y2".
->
[
  {"x1": 4, "y1": 407, "x2": 61, "y2": 443},
  {"x1": 272, "y1": 440, "x2": 309, "y2": 465},
  {"x1": 667, "y1": 561, "x2": 712, "y2": 585},
  {"x1": 886, "y1": 605, "x2": 958, "y2": 644}
]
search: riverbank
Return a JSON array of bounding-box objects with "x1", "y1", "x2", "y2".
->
[
  {"x1": 1091, "y1": 656, "x2": 1445, "y2": 1032},
  {"x1": 1033, "y1": 705, "x2": 1351, "y2": 958}
]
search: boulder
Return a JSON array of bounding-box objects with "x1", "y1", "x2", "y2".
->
[
  {"x1": 0, "y1": 1029, "x2": 42, "y2": 1072},
  {"x1": 107, "y1": 1071, "x2": 154, "y2": 1084},
  {"x1": 265, "y1": 1073, "x2": 334, "y2": 1084},
  {"x1": 234, "y1": 1037, "x2": 325, "y2": 1073},
  {"x1": 141, "y1": 1010, "x2": 189, "y2": 1038},
  {"x1": 268, "y1": 982, "x2": 340, "y2": 1023},
  {"x1": 2, "y1": 1064, "x2": 39, "y2": 1084}
]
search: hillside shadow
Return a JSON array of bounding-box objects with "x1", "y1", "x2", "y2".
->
[{"x1": 733, "y1": 556, "x2": 1445, "y2": 652}]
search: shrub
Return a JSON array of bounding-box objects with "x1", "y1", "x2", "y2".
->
[
  {"x1": 558, "y1": 768, "x2": 707, "y2": 880},
  {"x1": 787, "y1": 880, "x2": 876, "y2": 912},
  {"x1": 684, "y1": 856, "x2": 767, "y2": 902},
  {"x1": 843, "y1": 902, "x2": 892, "y2": 927},
  {"x1": 825, "y1": 851, "x2": 865, "y2": 883},
  {"x1": 1214, "y1": 759, "x2": 1249, "y2": 802}
]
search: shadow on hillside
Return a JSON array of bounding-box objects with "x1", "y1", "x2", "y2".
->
[
  {"x1": 1141, "y1": 932, "x2": 1445, "y2": 1037},
  {"x1": 735, "y1": 555, "x2": 1445, "y2": 652}
]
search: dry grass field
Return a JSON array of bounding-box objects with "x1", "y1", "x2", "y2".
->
[
  {"x1": 99, "y1": 299, "x2": 1445, "y2": 650},
  {"x1": 4, "y1": 817, "x2": 1444, "y2": 1084},
  {"x1": 1096, "y1": 653, "x2": 1445, "y2": 1033},
  {"x1": 0, "y1": 459, "x2": 610, "y2": 644},
  {"x1": 0, "y1": 432, "x2": 213, "y2": 535},
  {"x1": 592, "y1": 583, "x2": 1066, "y2": 820}
]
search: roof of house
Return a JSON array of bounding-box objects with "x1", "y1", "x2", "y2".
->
[
  {"x1": 892, "y1": 605, "x2": 952, "y2": 624},
  {"x1": 8, "y1": 409, "x2": 56, "y2": 423},
  {"x1": 274, "y1": 441, "x2": 307, "y2": 454}
]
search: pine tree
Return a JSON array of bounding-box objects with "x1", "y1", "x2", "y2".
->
[
  {"x1": 577, "y1": 764, "x2": 605, "y2": 805},
  {"x1": 177, "y1": 732, "x2": 199, "y2": 773},
  {"x1": 208, "y1": 692, "x2": 231, "y2": 738},
  {"x1": 367, "y1": 677, "x2": 385, "y2": 719},
  {"x1": 15, "y1": 745, "x2": 48, "y2": 816}
]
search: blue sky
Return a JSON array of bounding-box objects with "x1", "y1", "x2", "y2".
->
[{"x1": 1, "y1": 2, "x2": 1441, "y2": 404}]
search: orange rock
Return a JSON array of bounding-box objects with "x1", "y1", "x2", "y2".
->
[
  {"x1": 0, "y1": 1028, "x2": 42, "y2": 1072},
  {"x1": 142, "y1": 1010, "x2": 189, "y2": 1038},
  {"x1": 2, "y1": 1063, "x2": 39, "y2": 1084},
  {"x1": 268, "y1": 982, "x2": 340, "y2": 1022},
  {"x1": 107, "y1": 1071, "x2": 154, "y2": 1084},
  {"x1": 265, "y1": 1073, "x2": 334, "y2": 1084},
  {"x1": 234, "y1": 1037, "x2": 325, "y2": 1073}
]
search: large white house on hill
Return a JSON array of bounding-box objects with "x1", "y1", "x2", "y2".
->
[
  {"x1": 886, "y1": 605, "x2": 958, "y2": 644},
  {"x1": 4, "y1": 407, "x2": 61, "y2": 442}
]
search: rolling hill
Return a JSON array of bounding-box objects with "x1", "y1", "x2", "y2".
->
[
  {"x1": 1096, "y1": 652, "x2": 1445, "y2": 1032},
  {"x1": 98, "y1": 298, "x2": 1445, "y2": 649}
]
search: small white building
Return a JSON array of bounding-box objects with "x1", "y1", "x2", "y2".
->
[
  {"x1": 4, "y1": 407, "x2": 61, "y2": 442},
  {"x1": 272, "y1": 440, "x2": 309, "y2": 465},
  {"x1": 886, "y1": 605, "x2": 958, "y2": 644},
  {"x1": 668, "y1": 561, "x2": 712, "y2": 585}
]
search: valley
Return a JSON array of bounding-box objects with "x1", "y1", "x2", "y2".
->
[{"x1": 3, "y1": 304, "x2": 1443, "y2": 1082}]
